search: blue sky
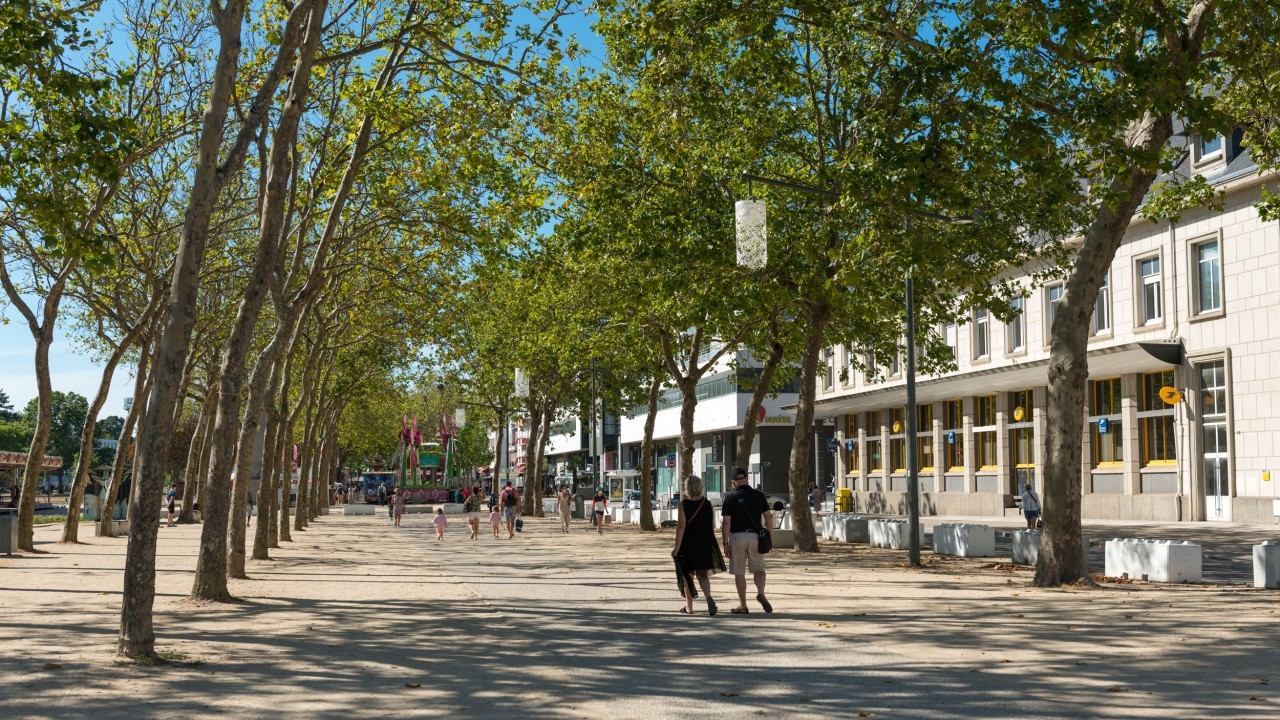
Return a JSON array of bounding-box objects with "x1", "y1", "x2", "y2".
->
[{"x1": 1, "y1": 1, "x2": 607, "y2": 415}]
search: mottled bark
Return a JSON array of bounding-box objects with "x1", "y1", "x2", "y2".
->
[
  {"x1": 100, "y1": 346, "x2": 150, "y2": 538},
  {"x1": 638, "y1": 372, "x2": 662, "y2": 531},
  {"x1": 736, "y1": 339, "x2": 785, "y2": 468},
  {"x1": 785, "y1": 303, "x2": 830, "y2": 553}
]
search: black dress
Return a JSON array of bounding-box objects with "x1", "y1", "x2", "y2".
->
[{"x1": 677, "y1": 497, "x2": 726, "y2": 574}]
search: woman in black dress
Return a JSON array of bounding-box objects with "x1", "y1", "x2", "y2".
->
[{"x1": 671, "y1": 475, "x2": 725, "y2": 615}]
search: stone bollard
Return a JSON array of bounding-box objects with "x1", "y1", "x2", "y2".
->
[
  {"x1": 933, "y1": 523, "x2": 995, "y2": 557},
  {"x1": 1012, "y1": 530, "x2": 1091, "y2": 566},
  {"x1": 1104, "y1": 538, "x2": 1202, "y2": 583},
  {"x1": 830, "y1": 515, "x2": 869, "y2": 543},
  {"x1": 1254, "y1": 541, "x2": 1280, "y2": 589},
  {"x1": 868, "y1": 519, "x2": 925, "y2": 550}
]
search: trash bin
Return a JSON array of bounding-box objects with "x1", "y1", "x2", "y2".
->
[
  {"x1": 572, "y1": 494, "x2": 585, "y2": 520},
  {"x1": 835, "y1": 488, "x2": 854, "y2": 513},
  {"x1": 0, "y1": 508, "x2": 17, "y2": 554}
]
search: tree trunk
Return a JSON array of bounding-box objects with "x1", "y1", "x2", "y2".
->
[
  {"x1": 737, "y1": 339, "x2": 785, "y2": 467},
  {"x1": 180, "y1": 386, "x2": 217, "y2": 524},
  {"x1": 638, "y1": 373, "x2": 662, "y2": 531},
  {"x1": 118, "y1": 0, "x2": 318, "y2": 657},
  {"x1": 100, "y1": 346, "x2": 150, "y2": 538},
  {"x1": 191, "y1": 1, "x2": 326, "y2": 602},
  {"x1": 531, "y1": 408, "x2": 551, "y2": 518},
  {"x1": 17, "y1": 331, "x2": 56, "y2": 552},
  {"x1": 521, "y1": 402, "x2": 542, "y2": 516},
  {"x1": 62, "y1": 338, "x2": 133, "y2": 543},
  {"x1": 676, "y1": 378, "x2": 697, "y2": 484},
  {"x1": 279, "y1": 424, "x2": 294, "y2": 543},
  {"x1": 785, "y1": 303, "x2": 830, "y2": 553},
  {"x1": 1037, "y1": 112, "x2": 1172, "y2": 586}
]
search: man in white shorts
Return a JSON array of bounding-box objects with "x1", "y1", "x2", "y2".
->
[{"x1": 721, "y1": 468, "x2": 773, "y2": 614}]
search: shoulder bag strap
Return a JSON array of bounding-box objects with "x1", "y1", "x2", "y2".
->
[{"x1": 686, "y1": 498, "x2": 706, "y2": 524}]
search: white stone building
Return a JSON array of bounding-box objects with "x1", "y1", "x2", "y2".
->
[{"x1": 814, "y1": 134, "x2": 1280, "y2": 524}]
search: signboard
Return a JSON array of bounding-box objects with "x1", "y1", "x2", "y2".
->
[
  {"x1": 1159, "y1": 386, "x2": 1182, "y2": 405},
  {"x1": 892, "y1": 421, "x2": 901, "y2": 433},
  {"x1": 844, "y1": 439, "x2": 855, "y2": 452},
  {"x1": 947, "y1": 431, "x2": 956, "y2": 445},
  {"x1": 711, "y1": 433, "x2": 723, "y2": 463},
  {"x1": 1098, "y1": 417, "x2": 1110, "y2": 435},
  {"x1": 826, "y1": 438, "x2": 838, "y2": 453},
  {"x1": 1013, "y1": 406, "x2": 1025, "y2": 422},
  {"x1": 666, "y1": 460, "x2": 675, "y2": 469}
]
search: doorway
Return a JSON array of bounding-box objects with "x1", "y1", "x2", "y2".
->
[{"x1": 1198, "y1": 361, "x2": 1230, "y2": 521}]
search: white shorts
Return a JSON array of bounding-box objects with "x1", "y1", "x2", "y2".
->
[
  {"x1": 729, "y1": 532, "x2": 766, "y2": 576},
  {"x1": 467, "y1": 512, "x2": 479, "y2": 522}
]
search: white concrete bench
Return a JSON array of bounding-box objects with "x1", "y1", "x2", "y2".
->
[
  {"x1": 1255, "y1": 541, "x2": 1280, "y2": 589},
  {"x1": 1104, "y1": 538, "x2": 1202, "y2": 583},
  {"x1": 829, "y1": 515, "x2": 869, "y2": 543},
  {"x1": 341, "y1": 504, "x2": 375, "y2": 515},
  {"x1": 1011, "y1": 530, "x2": 1090, "y2": 566},
  {"x1": 771, "y1": 528, "x2": 795, "y2": 549},
  {"x1": 933, "y1": 523, "x2": 995, "y2": 557},
  {"x1": 439, "y1": 503, "x2": 466, "y2": 514},
  {"x1": 868, "y1": 519, "x2": 925, "y2": 550}
]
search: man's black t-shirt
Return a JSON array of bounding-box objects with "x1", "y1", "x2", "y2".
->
[{"x1": 724, "y1": 485, "x2": 768, "y2": 534}]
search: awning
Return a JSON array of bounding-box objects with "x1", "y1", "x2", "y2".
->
[
  {"x1": 807, "y1": 340, "x2": 1184, "y2": 417},
  {"x1": 606, "y1": 470, "x2": 640, "y2": 478}
]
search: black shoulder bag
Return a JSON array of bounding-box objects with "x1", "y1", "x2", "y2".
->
[{"x1": 748, "y1": 489, "x2": 772, "y2": 554}]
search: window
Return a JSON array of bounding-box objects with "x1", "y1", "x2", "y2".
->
[
  {"x1": 867, "y1": 411, "x2": 883, "y2": 472},
  {"x1": 1194, "y1": 133, "x2": 1223, "y2": 163},
  {"x1": 1090, "y1": 377, "x2": 1123, "y2": 466},
  {"x1": 823, "y1": 349, "x2": 834, "y2": 390},
  {"x1": 1009, "y1": 389, "x2": 1034, "y2": 468},
  {"x1": 974, "y1": 395, "x2": 997, "y2": 470},
  {"x1": 1093, "y1": 273, "x2": 1111, "y2": 335},
  {"x1": 845, "y1": 414, "x2": 859, "y2": 472},
  {"x1": 1194, "y1": 240, "x2": 1222, "y2": 315},
  {"x1": 973, "y1": 309, "x2": 990, "y2": 359},
  {"x1": 1006, "y1": 297, "x2": 1025, "y2": 353},
  {"x1": 890, "y1": 407, "x2": 906, "y2": 471},
  {"x1": 944, "y1": 322, "x2": 957, "y2": 360},
  {"x1": 917, "y1": 404, "x2": 934, "y2": 471},
  {"x1": 944, "y1": 400, "x2": 964, "y2": 470},
  {"x1": 887, "y1": 348, "x2": 901, "y2": 377},
  {"x1": 1139, "y1": 256, "x2": 1163, "y2": 325},
  {"x1": 1047, "y1": 284, "x2": 1064, "y2": 329},
  {"x1": 1140, "y1": 370, "x2": 1177, "y2": 465}
]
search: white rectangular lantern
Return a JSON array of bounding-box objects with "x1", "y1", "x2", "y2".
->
[
  {"x1": 514, "y1": 368, "x2": 530, "y2": 399},
  {"x1": 454, "y1": 407, "x2": 466, "y2": 428},
  {"x1": 735, "y1": 199, "x2": 767, "y2": 270}
]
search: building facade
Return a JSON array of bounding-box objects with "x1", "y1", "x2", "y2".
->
[{"x1": 814, "y1": 141, "x2": 1279, "y2": 524}]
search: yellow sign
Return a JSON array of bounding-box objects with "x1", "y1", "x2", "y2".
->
[
  {"x1": 1013, "y1": 406, "x2": 1025, "y2": 422},
  {"x1": 1159, "y1": 386, "x2": 1182, "y2": 405},
  {"x1": 892, "y1": 421, "x2": 901, "y2": 433}
]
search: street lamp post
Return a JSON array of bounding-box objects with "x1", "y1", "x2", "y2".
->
[{"x1": 735, "y1": 173, "x2": 973, "y2": 566}]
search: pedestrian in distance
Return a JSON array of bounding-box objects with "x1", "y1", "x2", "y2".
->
[
  {"x1": 378, "y1": 482, "x2": 387, "y2": 506},
  {"x1": 556, "y1": 486, "x2": 573, "y2": 534},
  {"x1": 672, "y1": 475, "x2": 724, "y2": 616},
  {"x1": 465, "y1": 487, "x2": 484, "y2": 539},
  {"x1": 722, "y1": 467, "x2": 773, "y2": 615},
  {"x1": 392, "y1": 487, "x2": 405, "y2": 527},
  {"x1": 247, "y1": 491, "x2": 254, "y2": 523},
  {"x1": 166, "y1": 488, "x2": 177, "y2": 527},
  {"x1": 590, "y1": 488, "x2": 608, "y2": 534},
  {"x1": 810, "y1": 481, "x2": 825, "y2": 518},
  {"x1": 489, "y1": 506, "x2": 501, "y2": 538},
  {"x1": 1021, "y1": 481, "x2": 1042, "y2": 529},
  {"x1": 433, "y1": 507, "x2": 447, "y2": 540},
  {"x1": 499, "y1": 480, "x2": 519, "y2": 539}
]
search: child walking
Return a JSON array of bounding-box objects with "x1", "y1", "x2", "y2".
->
[
  {"x1": 393, "y1": 488, "x2": 405, "y2": 527},
  {"x1": 489, "y1": 507, "x2": 501, "y2": 538},
  {"x1": 433, "y1": 507, "x2": 447, "y2": 540}
]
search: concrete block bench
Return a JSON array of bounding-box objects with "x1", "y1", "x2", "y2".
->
[
  {"x1": 1104, "y1": 538, "x2": 1202, "y2": 583},
  {"x1": 1255, "y1": 541, "x2": 1280, "y2": 589},
  {"x1": 618, "y1": 507, "x2": 633, "y2": 524},
  {"x1": 438, "y1": 503, "x2": 466, "y2": 514},
  {"x1": 1011, "y1": 530, "x2": 1090, "y2": 566},
  {"x1": 829, "y1": 515, "x2": 869, "y2": 543},
  {"x1": 933, "y1": 523, "x2": 995, "y2": 557},
  {"x1": 868, "y1": 519, "x2": 925, "y2": 550},
  {"x1": 341, "y1": 504, "x2": 375, "y2": 516},
  {"x1": 771, "y1": 528, "x2": 795, "y2": 549}
]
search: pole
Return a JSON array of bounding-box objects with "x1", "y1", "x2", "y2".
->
[{"x1": 904, "y1": 270, "x2": 921, "y2": 566}]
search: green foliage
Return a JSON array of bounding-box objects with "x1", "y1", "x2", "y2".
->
[
  {"x1": 22, "y1": 391, "x2": 88, "y2": 468},
  {"x1": 0, "y1": 0, "x2": 137, "y2": 261},
  {"x1": 0, "y1": 417, "x2": 33, "y2": 453}
]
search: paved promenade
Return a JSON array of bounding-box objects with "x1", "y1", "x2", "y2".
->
[{"x1": 1, "y1": 513, "x2": 1277, "y2": 719}]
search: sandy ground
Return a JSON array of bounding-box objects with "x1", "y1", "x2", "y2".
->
[{"x1": 1, "y1": 511, "x2": 1278, "y2": 719}]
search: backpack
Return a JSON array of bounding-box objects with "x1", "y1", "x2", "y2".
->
[{"x1": 502, "y1": 488, "x2": 517, "y2": 507}]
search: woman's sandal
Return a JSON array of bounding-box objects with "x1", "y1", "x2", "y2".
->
[
  {"x1": 730, "y1": 607, "x2": 749, "y2": 614},
  {"x1": 707, "y1": 598, "x2": 718, "y2": 616},
  {"x1": 679, "y1": 607, "x2": 690, "y2": 614}
]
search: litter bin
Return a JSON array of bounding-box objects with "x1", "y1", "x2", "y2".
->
[
  {"x1": 0, "y1": 508, "x2": 17, "y2": 554},
  {"x1": 835, "y1": 487, "x2": 854, "y2": 513},
  {"x1": 572, "y1": 494, "x2": 585, "y2": 520}
]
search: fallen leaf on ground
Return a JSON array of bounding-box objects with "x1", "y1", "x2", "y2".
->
[
  {"x1": 42, "y1": 663, "x2": 62, "y2": 670},
  {"x1": 814, "y1": 622, "x2": 836, "y2": 628},
  {"x1": 405, "y1": 683, "x2": 421, "y2": 688},
  {"x1": 857, "y1": 712, "x2": 878, "y2": 717},
  {"x1": 1010, "y1": 613, "x2": 1025, "y2": 618},
  {"x1": 1106, "y1": 687, "x2": 1127, "y2": 693},
  {"x1": 1249, "y1": 697, "x2": 1267, "y2": 702},
  {"x1": 720, "y1": 691, "x2": 739, "y2": 697}
]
